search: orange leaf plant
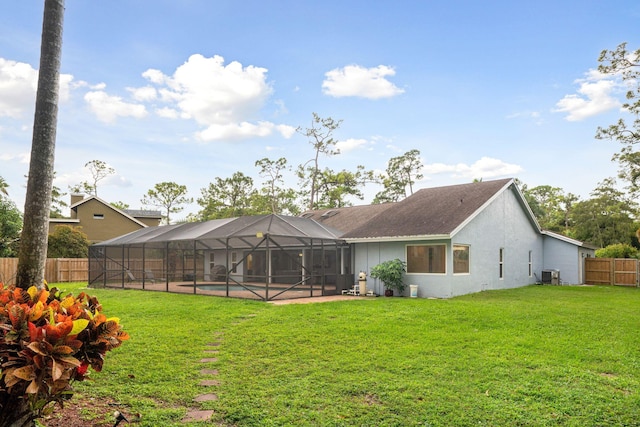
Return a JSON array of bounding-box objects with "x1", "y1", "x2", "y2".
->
[{"x1": 0, "y1": 283, "x2": 129, "y2": 424}]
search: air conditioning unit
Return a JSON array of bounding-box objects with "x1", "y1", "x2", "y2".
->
[{"x1": 541, "y1": 269, "x2": 560, "y2": 285}]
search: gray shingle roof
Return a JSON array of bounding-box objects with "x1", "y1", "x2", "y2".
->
[
  {"x1": 301, "y1": 203, "x2": 395, "y2": 234},
  {"x1": 305, "y1": 178, "x2": 515, "y2": 239},
  {"x1": 123, "y1": 209, "x2": 162, "y2": 218}
]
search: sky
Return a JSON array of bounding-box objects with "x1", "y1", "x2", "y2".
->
[{"x1": 0, "y1": 0, "x2": 639, "y2": 220}]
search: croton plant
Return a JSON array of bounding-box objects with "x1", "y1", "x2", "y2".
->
[{"x1": 0, "y1": 283, "x2": 129, "y2": 426}]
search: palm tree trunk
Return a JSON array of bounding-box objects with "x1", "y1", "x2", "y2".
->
[{"x1": 16, "y1": 0, "x2": 65, "y2": 289}]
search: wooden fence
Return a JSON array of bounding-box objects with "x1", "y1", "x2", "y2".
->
[
  {"x1": 584, "y1": 258, "x2": 639, "y2": 286},
  {"x1": 0, "y1": 258, "x2": 88, "y2": 285}
]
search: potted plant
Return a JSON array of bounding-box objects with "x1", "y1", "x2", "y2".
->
[{"x1": 370, "y1": 258, "x2": 406, "y2": 296}]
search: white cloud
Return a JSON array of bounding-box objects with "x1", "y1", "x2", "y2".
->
[
  {"x1": 276, "y1": 124, "x2": 296, "y2": 139},
  {"x1": 0, "y1": 152, "x2": 29, "y2": 163},
  {"x1": 104, "y1": 174, "x2": 133, "y2": 188},
  {"x1": 127, "y1": 85, "x2": 157, "y2": 102},
  {"x1": 506, "y1": 111, "x2": 540, "y2": 119},
  {"x1": 196, "y1": 121, "x2": 295, "y2": 142},
  {"x1": 273, "y1": 99, "x2": 288, "y2": 116},
  {"x1": 55, "y1": 165, "x2": 131, "y2": 190},
  {"x1": 506, "y1": 110, "x2": 543, "y2": 126},
  {"x1": 0, "y1": 57, "x2": 73, "y2": 119},
  {"x1": 322, "y1": 64, "x2": 404, "y2": 99},
  {"x1": 554, "y1": 80, "x2": 620, "y2": 121},
  {"x1": 385, "y1": 144, "x2": 405, "y2": 153},
  {"x1": 554, "y1": 70, "x2": 622, "y2": 121},
  {"x1": 84, "y1": 90, "x2": 148, "y2": 123},
  {"x1": 336, "y1": 138, "x2": 371, "y2": 153},
  {"x1": 134, "y1": 53, "x2": 294, "y2": 141},
  {"x1": 155, "y1": 107, "x2": 179, "y2": 119},
  {"x1": 141, "y1": 69, "x2": 167, "y2": 85},
  {"x1": 71, "y1": 80, "x2": 104, "y2": 90},
  {"x1": 424, "y1": 157, "x2": 523, "y2": 179},
  {"x1": 144, "y1": 54, "x2": 272, "y2": 124}
]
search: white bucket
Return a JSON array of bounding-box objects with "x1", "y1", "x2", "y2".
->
[{"x1": 409, "y1": 284, "x2": 418, "y2": 298}]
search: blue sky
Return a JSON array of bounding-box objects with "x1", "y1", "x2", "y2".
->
[{"x1": 0, "y1": 1, "x2": 638, "y2": 219}]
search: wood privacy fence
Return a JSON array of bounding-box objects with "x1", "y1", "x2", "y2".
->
[
  {"x1": 0, "y1": 258, "x2": 88, "y2": 285},
  {"x1": 584, "y1": 258, "x2": 639, "y2": 286}
]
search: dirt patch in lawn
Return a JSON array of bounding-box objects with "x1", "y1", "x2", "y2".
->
[{"x1": 40, "y1": 395, "x2": 120, "y2": 427}]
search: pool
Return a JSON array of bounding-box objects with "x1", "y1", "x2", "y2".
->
[{"x1": 189, "y1": 284, "x2": 258, "y2": 292}]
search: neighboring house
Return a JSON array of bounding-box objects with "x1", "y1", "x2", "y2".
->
[
  {"x1": 305, "y1": 178, "x2": 596, "y2": 299},
  {"x1": 48, "y1": 194, "x2": 162, "y2": 243}
]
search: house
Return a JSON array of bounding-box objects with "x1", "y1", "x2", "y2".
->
[
  {"x1": 304, "y1": 178, "x2": 595, "y2": 298},
  {"x1": 90, "y1": 178, "x2": 595, "y2": 300},
  {"x1": 49, "y1": 194, "x2": 162, "y2": 243}
]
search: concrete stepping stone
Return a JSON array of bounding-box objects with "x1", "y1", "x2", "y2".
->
[
  {"x1": 200, "y1": 369, "x2": 218, "y2": 375},
  {"x1": 200, "y1": 379, "x2": 220, "y2": 386},
  {"x1": 204, "y1": 350, "x2": 219, "y2": 354},
  {"x1": 207, "y1": 342, "x2": 221, "y2": 346},
  {"x1": 200, "y1": 357, "x2": 218, "y2": 363},
  {"x1": 194, "y1": 393, "x2": 218, "y2": 402},
  {"x1": 182, "y1": 409, "x2": 214, "y2": 422}
]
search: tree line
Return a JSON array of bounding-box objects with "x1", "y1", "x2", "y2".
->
[{"x1": 7, "y1": 114, "x2": 427, "y2": 226}]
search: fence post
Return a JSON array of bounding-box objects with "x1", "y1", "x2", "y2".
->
[{"x1": 610, "y1": 259, "x2": 615, "y2": 286}]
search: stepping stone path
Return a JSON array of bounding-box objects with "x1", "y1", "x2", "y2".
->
[
  {"x1": 182, "y1": 334, "x2": 223, "y2": 423},
  {"x1": 182, "y1": 316, "x2": 257, "y2": 423}
]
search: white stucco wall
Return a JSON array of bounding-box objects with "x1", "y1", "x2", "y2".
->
[
  {"x1": 353, "y1": 241, "x2": 409, "y2": 296},
  {"x1": 450, "y1": 187, "x2": 542, "y2": 296},
  {"x1": 542, "y1": 236, "x2": 590, "y2": 284},
  {"x1": 352, "y1": 186, "x2": 546, "y2": 298}
]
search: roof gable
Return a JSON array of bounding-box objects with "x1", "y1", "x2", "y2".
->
[
  {"x1": 341, "y1": 178, "x2": 521, "y2": 239},
  {"x1": 71, "y1": 196, "x2": 148, "y2": 228}
]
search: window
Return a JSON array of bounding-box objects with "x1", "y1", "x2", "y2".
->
[
  {"x1": 407, "y1": 244, "x2": 446, "y2": 274},
  {"x1": 453, "y1": 245, "x2": 470, "y2": 274},
  {"x1": 528, "y1": 251, "x2": 533, "y2": 277},
  {"x1": 231, "y1": 251, "x2": 237, "y2": 273},
  {"x1": 499, "y1": 248, "x2": 504, "y2": 279},
  {"x1": 93, "y1": 213, "x2": 104, "y2": 219}
]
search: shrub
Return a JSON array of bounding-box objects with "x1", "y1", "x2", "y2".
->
[
  {"x1": 595, "y1": 243, "x2": 639, "y2": 259},
  {"x1": 0, "y1": 196, "x2": 22, "y2": 258},
  {"x1": 47, "y1": 225, "x2": 90, "y2": 258},
  {"x1": 0, "y1": 283, "x2": 129, "y2": 426},
  {"x1": 370, "y1": 258, "x2": 407, "y2": 294}
]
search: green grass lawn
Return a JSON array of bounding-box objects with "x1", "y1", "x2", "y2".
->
[{"x1": 59, "y1": 283, "x2": 640, "y2": 426}]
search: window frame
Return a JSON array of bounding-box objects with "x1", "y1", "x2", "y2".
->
[
  {"x1": 406, "y1": 243, "x2": 447, "y2": 275},
  {"x1": 453, "y1": 244, "x2": 470, "y2": 275},
  {"x1": 231, "y1": 251, "x2": 238, "y2": 273}
]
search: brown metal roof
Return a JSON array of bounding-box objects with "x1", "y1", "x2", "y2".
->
[{"x1": 305, "y1": 178, "x2": 514, "y2": 239}]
